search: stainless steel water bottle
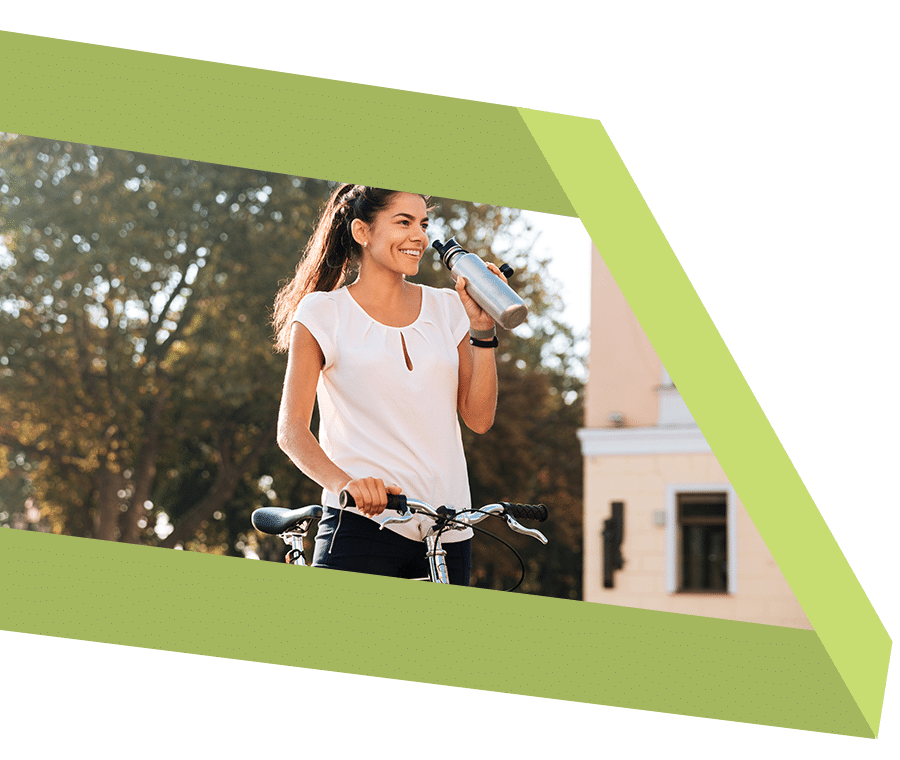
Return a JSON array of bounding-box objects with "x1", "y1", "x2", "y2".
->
[{"x1": 432, "y1": 237, "x2": 528, "y2": 330}]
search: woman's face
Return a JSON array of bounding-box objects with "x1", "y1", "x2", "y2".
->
[{"x1": 356, "y1": 192, "x2": 429, "y2": 278}]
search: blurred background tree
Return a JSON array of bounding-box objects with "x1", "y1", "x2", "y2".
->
[{"x1": 0, "y1": 133, "x2": 584, "y2": 599}]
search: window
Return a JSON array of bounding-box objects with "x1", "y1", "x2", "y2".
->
[
  {"x1": 665, "y1": 485, "x2": 737, "y2": 594},
  {"x1": 678, "y1": 493, "x2": 728, "y2": 592}
]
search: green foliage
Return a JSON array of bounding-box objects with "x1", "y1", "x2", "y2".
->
[{"x1": 0, "y1": 133, "x2": 584, "y2": 599}]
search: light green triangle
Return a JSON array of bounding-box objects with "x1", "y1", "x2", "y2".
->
[{"x1": 515, "y1": 105, "x2": 891, "y2": 735}]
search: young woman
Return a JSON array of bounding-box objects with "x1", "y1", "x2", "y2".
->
[{"x1": 272, "y1": 184, "x2": 506, "y2": 585}]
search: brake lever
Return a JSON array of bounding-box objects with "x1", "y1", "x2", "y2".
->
[
  {"x1": 379, "y1": 505, "x2": 415, "y2": 529},
  {"x1": 504, "y1": 514, "x2": 548, "y2": 544}
]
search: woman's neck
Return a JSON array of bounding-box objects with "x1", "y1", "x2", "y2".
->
[
  {"x1": 348, "y1": 262, "x2": 421, "y2": 325},
  {"x1": 350, "y1": 260, "x2": 411, "y2": 304}
]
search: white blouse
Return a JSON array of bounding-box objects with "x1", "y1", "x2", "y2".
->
[{"x1": 292, "y1": 284, "x2": 473, "y2": 542}]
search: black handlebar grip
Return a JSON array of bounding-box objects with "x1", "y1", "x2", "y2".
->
[
  {"x1": 339, "y1": 490, "x2": 407, "y2": 512},
  {"x1": 503, "y1": 502, "x2": 548, "y2": 522},
  {"x1": 386, "y1": 494, "x2": 408, "y2": 511}
]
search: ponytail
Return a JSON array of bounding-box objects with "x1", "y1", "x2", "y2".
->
[{"x1": 272, "y1": 184, "x2": 405, "y2": 352}]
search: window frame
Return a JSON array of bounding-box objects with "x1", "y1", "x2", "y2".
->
[{"x1": 665, "y1": 483, "x2": 738, "y2": 595}]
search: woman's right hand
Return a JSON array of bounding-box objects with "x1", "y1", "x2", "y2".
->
[{"x1": 341, "y1": 477, "x2": 403, "y2": 517}]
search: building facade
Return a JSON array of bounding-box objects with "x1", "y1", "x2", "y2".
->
[{"x1": 578, "y1": 245, "x2": 811, "y2": 629}]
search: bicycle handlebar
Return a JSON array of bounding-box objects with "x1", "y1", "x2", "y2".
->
[
  {"x1": 254, "y1": 492, "x2": 550, "y2": 587},
  {"x1": 340, "y1": 491, "x2": 546, "y2": 521},
  {"x1": 339, "y1": 490, "x2": 549, "y2": 543}
]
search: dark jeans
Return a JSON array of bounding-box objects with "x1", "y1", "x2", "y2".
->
[{"x1": 311, "y1": 507, "x2": 471, "y2": 586}]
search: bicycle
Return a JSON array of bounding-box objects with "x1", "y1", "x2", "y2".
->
[{"x1": 251, "y1": 491, "x2": 549, "y2": 589}]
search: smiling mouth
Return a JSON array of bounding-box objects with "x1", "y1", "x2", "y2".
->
[{"x1": 400, "y1": 249, "x2": 422, "y2": 258}]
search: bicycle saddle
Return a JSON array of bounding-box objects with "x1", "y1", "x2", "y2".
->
[{"x1": 251, "y1": 505, "x2": 323, "y2": 535}]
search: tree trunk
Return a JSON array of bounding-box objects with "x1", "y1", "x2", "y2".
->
[
  {"x1": 158, "y1": 424, "x2": 276, "y2": 549},
  {"x1": 120, "y1": 394, "x2": 167, "y2": 544},
  {"x1": 93, "y1": 463, "x2": 125, "y2": 541}
]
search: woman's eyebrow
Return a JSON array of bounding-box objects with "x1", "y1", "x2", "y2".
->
[{"x1": 392, "y1": 212, "x2": 428, "y2": 222}]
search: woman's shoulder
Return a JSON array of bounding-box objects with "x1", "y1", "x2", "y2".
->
[
  {"x1": 419, "y1": 283, "x2": 462, "y2": 308},
  {"x1": 418, "y1": 283, "x2": 468, "y2": 335},
  {"x1": 300, "y1": 288, "x2": 343, "y2": 305},
  {"x1": 292, "y1": 288, "x2": 345, "y2": 322}
]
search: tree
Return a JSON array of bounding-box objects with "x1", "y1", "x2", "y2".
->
[
  {"x1": 0, "y1": 133, "x2": 584, "y2": 599},
  {"x1": 0, "y1": 134, "x2": 333, "y2": 546}
]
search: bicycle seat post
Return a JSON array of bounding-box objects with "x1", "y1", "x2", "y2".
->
[
  {"x1": 424, "y1": 533, "x2": 449, "y2": 584},
  {"x1": 286, "y1": 533, "x2": 307, "y2": 565}
]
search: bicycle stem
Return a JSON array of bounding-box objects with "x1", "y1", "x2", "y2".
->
[{"x1": 424, "y1": 533, "x2": 449, "y2": 584}]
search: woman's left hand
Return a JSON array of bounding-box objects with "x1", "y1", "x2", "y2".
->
[{"x1": 454, "y1": 262, "x2": 507, "y2": 331}]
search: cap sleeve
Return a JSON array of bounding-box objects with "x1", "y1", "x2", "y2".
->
[
  {"x1": 292, "y1": 291, "x2": 338, "y2": 369},
  {"x1": 440, "y1": 287, "x2": 471, "y2": 346}
]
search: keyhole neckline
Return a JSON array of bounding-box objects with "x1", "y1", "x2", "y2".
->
[{"x1": 399, "y1": 332, "x2": 414, "y2": 372}]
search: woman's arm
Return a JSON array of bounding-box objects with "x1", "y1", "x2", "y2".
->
[
  {"x1": 455, "y1": 264, "x2": 505, "y2": 434},
  {"x1": 457, "y1": 335, "x2": 498, "y2": 434},
  {"x1": 277, "y1": 321, "x2": 398, "y2": 515}
]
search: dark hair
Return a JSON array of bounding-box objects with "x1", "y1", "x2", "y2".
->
[{"x1": 272, "y1": 184, "x2": 424, "y2": 352}]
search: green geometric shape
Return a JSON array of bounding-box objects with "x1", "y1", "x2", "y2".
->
[
  {"x1": 0, "y1": 528, "x2": 874, "y2": 736},
  {"x1": 0, "y1": 30, "x2": 573, "y2": 216},
  {"x1": 0, "y1": 31, "x2": 890, "y2": 737},
  {"x1": 516, "y1": 107, "x2": 891, "y2": 736}
]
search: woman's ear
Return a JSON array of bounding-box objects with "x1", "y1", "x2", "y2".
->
[{"x1": 350, "y1": 218, "x2": 368, "y2": 249}]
